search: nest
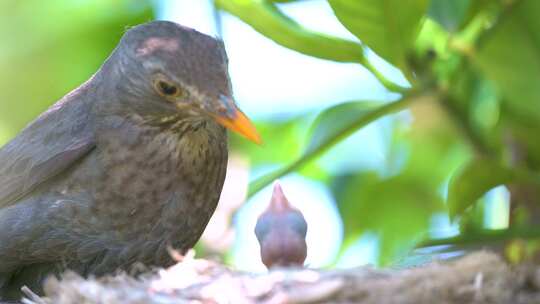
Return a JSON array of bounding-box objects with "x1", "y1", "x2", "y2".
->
[{"x1": 20, "y1": 251, "x2": 540, "y2": 304}]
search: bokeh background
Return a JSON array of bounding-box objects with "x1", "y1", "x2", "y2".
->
[{"x1": 3, "y1": 0, "x2": 537, "y2": 270}]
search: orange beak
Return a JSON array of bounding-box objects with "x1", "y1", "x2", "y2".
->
[{"x1": 213, "y1": 108, "x2": 262, "y2": 145}]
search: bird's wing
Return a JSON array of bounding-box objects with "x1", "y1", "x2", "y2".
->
[{"x1": 0, "y1": 84, "x2": 96, "y2": 208}]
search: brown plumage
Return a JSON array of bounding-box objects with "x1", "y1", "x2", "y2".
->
[{"x1": 0, "y1": 21, "x2": 260, "y2": 300}]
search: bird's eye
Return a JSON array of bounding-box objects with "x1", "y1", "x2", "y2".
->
[{"x1": 154, "y1": 79, "x2": 185, "y2": 98}]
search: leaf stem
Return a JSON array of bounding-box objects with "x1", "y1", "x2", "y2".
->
[
  {"x1": 360, "y1": 58, "x2": 409, "y2": 93},
  {"x1": 418, "y1": 227, "x2": 540, "y2": 248},
  {"x1": 247, "y1": 92, "x2": 422, "y2": 197}
]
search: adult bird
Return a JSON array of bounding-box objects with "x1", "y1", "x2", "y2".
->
[{"x1": 0, "y1": 21, "x2": 261, "y2": 300}]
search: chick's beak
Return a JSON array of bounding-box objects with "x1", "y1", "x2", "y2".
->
[{"x1": 211, "y1": 97, "x2": 262, "y2": 144}]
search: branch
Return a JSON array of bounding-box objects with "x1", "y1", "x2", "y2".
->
[
  {"x1": 419, "y1": 227, "x2": 540, "y2": 248},
  {"x1": 248, "y1": 92, "x2": 422, "y2": 197}
]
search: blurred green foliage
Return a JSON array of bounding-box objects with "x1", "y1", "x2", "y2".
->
[
  {"x1": 0, "y1": 0, "x2": 154, "y2": 142},
  {"x1": 3, "y1": 0, "x2": 540, "y2": 266},
  {"x1": 218, "y1": 0, "x2": 540, "y2": 264}
]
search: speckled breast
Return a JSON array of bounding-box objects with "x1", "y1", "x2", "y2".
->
[{"x1": 89, "y1": 115, "x2": 228, "y2": 266}]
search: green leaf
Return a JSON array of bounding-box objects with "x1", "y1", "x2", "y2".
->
[
  {"x1": 328, "y1": 0, "x2": 429, "y2": 69},
  {"x1": 248, "y1": 96, "x2": 414, "y2": 197},
  {"x1": 447, "y1": 158, "x2": 514, "y2": 219},
  {"x1": 269, "y1": 0, "x2": 306, "y2": 2},
  {"x1": 469, "y1": 79, "x2": 500, "y2": 133},
  {"x1": 215, "y1": 0, "x2": 364, "y2": 63},
  {"x1": 428, "y1": 0, "x2": 470, "y2": 32},
  {"x1": 306, "y1": 101, "x2": 379, "y2": 155},
  {"x1": 336, "y1": 173, "x2": 443, "y2": 265},
  {"x1": 474, "y1": 0, "x2": 540, "y2": 121},
  {"x1": 501, "y1": 111, "x2": 540, "y2": 170},
  {"x1": 415, "y1": 18, "x2": 449, "y2": 56},
  {"x1": 215, "y1": 0, "x2": 407, "y2": 92}
]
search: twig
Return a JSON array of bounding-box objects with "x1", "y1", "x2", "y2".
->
[
  {"x1": 21, "y1": 286, "x2": 47, "y2": 304},
  {"x1": 418, "y1": 227, "x2": 540, "y2": 248},
  {"x1": 248, "y1": 91, "x2": 423, "y2": 197}
]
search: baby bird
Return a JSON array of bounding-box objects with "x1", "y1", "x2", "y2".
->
[{"x1": 255, "y1": 182, "x2": 307, "y2": 268}]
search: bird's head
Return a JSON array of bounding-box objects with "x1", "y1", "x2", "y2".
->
[
  {"x1": 255, "y1": 182, "x2": 308, "y2": 268},
  {"x1": 101, "y1": 21, "x2": 261, "y2": 144}
]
